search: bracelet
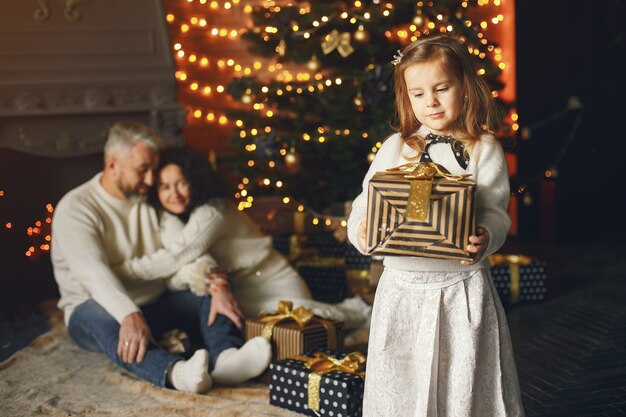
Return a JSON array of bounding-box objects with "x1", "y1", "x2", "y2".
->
[
  {"x1": 207, "y1": 283, "x2": 229, "y2": 294},
  {"x1": 206, "y1": 276, "x2": 230, "y2": 294},
  {"x1": 205, "y1": 276, "x2": 229, "y2": 285}
]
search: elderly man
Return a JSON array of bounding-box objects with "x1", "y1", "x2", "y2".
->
[{"x1": 51, "y1": 121, "x2": 270, "y2": 393}]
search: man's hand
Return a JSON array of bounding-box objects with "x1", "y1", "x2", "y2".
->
[
  {"x1": 117, "y1": 311, "x2": 153, "y2": 364},
  {"x1": 208, "y1": 285, "x2": 245, "y2": 329},
  {"x1": 461, "y1": 226, "x2": 490, "y2": 265}
]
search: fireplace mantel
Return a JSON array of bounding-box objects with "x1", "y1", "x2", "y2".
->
[{"x1": 0, "y1": 0, "x2": 184, "y2": 157}]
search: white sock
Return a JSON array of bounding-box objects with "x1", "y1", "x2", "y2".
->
[
  {"x1": 167, "y1": 349, "x2": 212, "y2": 393},
  {"x1": 210, "y1": 336, "x2": 272, "y2": 384},
  {"x1": 334, "y1": 296, "x2": 372, "y2": 330}
]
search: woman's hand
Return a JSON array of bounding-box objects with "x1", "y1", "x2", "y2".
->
[
  {"x1": 206, "y1": 266, "x2": 245, "y2": 329},
  {"x1": 461, "y1": 226, "x2": 490, "y2": 265}
]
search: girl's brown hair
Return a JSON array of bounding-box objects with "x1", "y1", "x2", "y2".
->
[{"x1": 392, "y1": 34, "x2": 502, "y2": 155}]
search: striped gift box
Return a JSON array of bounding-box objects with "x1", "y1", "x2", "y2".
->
[
  {"x1": 366, "y1": 163, "x2": 476, "y2": 260},
  {"x1": 246, "y1": 318, "x2": 344, "y2": 362}
]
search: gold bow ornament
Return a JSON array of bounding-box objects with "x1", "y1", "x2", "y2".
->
[
  {"x1": 294, "y1": 351, "x2": 366, "y2": 412},
  {"x1": 321, "y1": 29, "x2": 354, "y2": 57},
  {"x1": 386, "y1": 162, "x2": 472, "y2": 221},
  {"x1": 488, "y1": 254, "x2": 535, "y2": 303},
  {"x1": 258, "y1": 300, "x2": 338, "y2": 350}
]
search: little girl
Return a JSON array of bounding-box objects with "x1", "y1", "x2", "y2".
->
[{"x1": 347, "y1": 35, "x2": 524, "y2": 416}]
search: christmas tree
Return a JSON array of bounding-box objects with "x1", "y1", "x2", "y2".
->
[{"x1": 226, "y1": 0, "x2": 511, "y2": 214}]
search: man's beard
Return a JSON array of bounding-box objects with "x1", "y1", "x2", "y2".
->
[{"x1": 118, "y1": 180, "x2": 148, "y2": 199}]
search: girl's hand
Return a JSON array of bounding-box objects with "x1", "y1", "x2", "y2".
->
[
  {"x1": 461, "y1": 226, "x2": 490, "y2": 265},
  {"x1": 357, "y1": 217, "x2": 368, "y2": 251}
]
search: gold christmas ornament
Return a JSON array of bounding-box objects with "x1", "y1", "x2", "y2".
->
[
  {"x1": 307, "y1": 55, "x2": 320, "y2": 71},
  {"x1": 284, "y1": 148, "x2": 301, "y2": 172},
  {"x1": 522, "y1": 191, "x2": 533, "y2": 207},
  {"x1": 353, "y1": 93, "x2": 364, "y2": 107},
  {"x1": 321, "y1": 29, "x2": 354, "y2": 57},
  {"x1": 276, "y1": 39, "x2": 286, "y2": 56},
  {"x1": 354, "y1": 25, "x2": 370, "y2": 43}
]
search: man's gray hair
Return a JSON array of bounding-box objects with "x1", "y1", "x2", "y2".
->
[{"x1": 103, "y1": 121, "x2": 163, "y2": 160}]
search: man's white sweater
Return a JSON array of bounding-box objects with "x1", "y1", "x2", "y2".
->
[
  {"x1": 347, "y1": 129, "x2": 511, "y2": 272},
  {"x1": 51, "y1": 173, "x2": 165, "y2": 325}
]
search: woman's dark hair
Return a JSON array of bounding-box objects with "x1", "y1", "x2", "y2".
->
[{"x1": 149, "y1": 146, "x2": 224, "y2": 221}]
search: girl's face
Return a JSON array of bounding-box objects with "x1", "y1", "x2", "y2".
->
[
  {"x1": 157, "y1": 163, "x2": 191, "y2": 214},
  {"x1": 404, "y1": 60, "x2": 464, "y2": 135}
]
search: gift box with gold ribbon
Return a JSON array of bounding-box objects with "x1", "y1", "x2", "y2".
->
[
  {"x1": 489, "y1": 254, "x2": 547, "y2": 305},
  {"x1": 296, "y1": 257, "x2": 348, "y2": 303},
  {"x1": 245, "y1": 301, "x2": 344, "y2": 382},
  {"x1": 366, "y1": 162, "x2": 476, "y2": 260},
  {"x1": 269, "y1": 350, "x2": 365, "y2": 416}
]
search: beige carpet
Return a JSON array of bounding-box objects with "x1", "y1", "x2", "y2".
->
[{"x1": 0, "y1": 327, "x2": 302, "y2": 417}]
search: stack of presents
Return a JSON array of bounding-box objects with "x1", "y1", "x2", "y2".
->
[{"x1": 243, "y1": 162, "x2": 546, "y2": 416}]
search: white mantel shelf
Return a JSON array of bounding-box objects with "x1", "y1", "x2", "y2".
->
[{"x1": 0, "y1": 0, "x2": 185, "y2": 157}]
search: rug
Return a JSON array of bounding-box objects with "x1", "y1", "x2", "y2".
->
[{"x1": 0, "y1": 327, "x2": 303, "y2": 417}]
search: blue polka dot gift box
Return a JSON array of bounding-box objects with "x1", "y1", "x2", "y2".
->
[
  {"x1": 489, "y1": 254, "x2": 547, "y2": 306},
  {"x1": 269, "y1": 350, "x2": 365, "y2": 417},
  {"x1": 296, "y1": 257, "x2": 348, "y2": 304}
]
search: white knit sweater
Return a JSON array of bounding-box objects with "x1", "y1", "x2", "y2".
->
[
  {"x1": 114, "y1": 200, "x2": 314, "y2": 317},
  {"x1": 347, "y1": 128, "x2": 511, "y2": 272},
  {"x1": 51, "y1": 174, "x2": 165, "y2": 325}
]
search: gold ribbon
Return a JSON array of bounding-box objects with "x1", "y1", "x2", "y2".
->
[
  {"x1": 294, "y1": 351, "x2": 366, "y2": 411},
  {"x1": 488, "y1": 254, "x2": 534, "y2": 303},
  {"x1": 385, "y1": 162, "x2": 471, "y2": 221},
  {"x1": 321, "y1": 29, "x2": 354, "y2": 57},
  {"x1": 258, "y1": 300, "x2": 338, "y2": 350}
]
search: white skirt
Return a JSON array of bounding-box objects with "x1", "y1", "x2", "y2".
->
[{"x1": 364, "y1": 267, "x2": 525, "y2": 417}]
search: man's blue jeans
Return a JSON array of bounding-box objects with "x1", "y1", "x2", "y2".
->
[{"x1": 67, "y1": 290, "x2": 243, "y2": 387}]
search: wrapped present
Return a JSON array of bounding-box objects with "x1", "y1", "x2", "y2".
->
[
  {"x1": 345, "y1": 244, "x2": 372, "y2": 269},
  {"x1": 345, "y1": 256, "x2": 382, "y2": 305},
  {"x1": 297, "y1": 257, "x2": 347, "y2": 303},
  {"x1": 366, "y1": 162, "x2": 475, "y2": 260},
  {"x1": 306, "y1": 233, "x2": 348, "y2": 258},
  {"x1": 489, "y1": 254, "x2": 547, "y2": 305},
  {"x1": 272, "y1": 234, "x2": 292, "y2": 256},
  {"x1": 246, "y1": 301, "x2": 344, "y2": 364},
  {"x1": 346, "y1": 269, "x2": 372, "y2": 299},
  {"x1": 246, "y1": 196, "x2": 324, "y2": 235},
  {"x1": 272, "y1": 234, "x2": 319, "y2": 261},
  {"x1": 269, "y1": 351, "x2": 365, "y2": 416}
]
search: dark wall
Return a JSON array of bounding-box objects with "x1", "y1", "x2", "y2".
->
[
  {"x1": 515, "y1": 0, "x2": 626, "y2": 243},
  {"x1": 0, "y1": 149, "x2": 103, "y2": 321}
]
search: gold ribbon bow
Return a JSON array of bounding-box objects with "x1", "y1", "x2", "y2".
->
[
  {"x1": 488, "y1": 254, "x2": 534, "y2": 303},
  {"x1": 258, "y1": 300, "x2": 338, "y2": 350},
  {"x1": 386, "y1": 162, "x2": 472, "y2": 221},
  {"x1": 294, "y1": 351, "x2": 366, "y2": 411},
  {"x1": 321, "y1": 29, "x2": 354, "y2": 57}
]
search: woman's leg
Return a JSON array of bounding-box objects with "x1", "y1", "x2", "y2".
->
[{"x1": 142, "y1": 290, "x2": 243, "y2": 371}]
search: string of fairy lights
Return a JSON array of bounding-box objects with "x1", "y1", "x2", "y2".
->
[
  {"x1": 166, "y1": 0, "x2": 517, "y2": 230},
  {"x1": 0, "y1": 187, "x2": 54, "y2": 258},
  {"x1": 0, "y1": 0, "x2": 517, "y2": 260}
]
